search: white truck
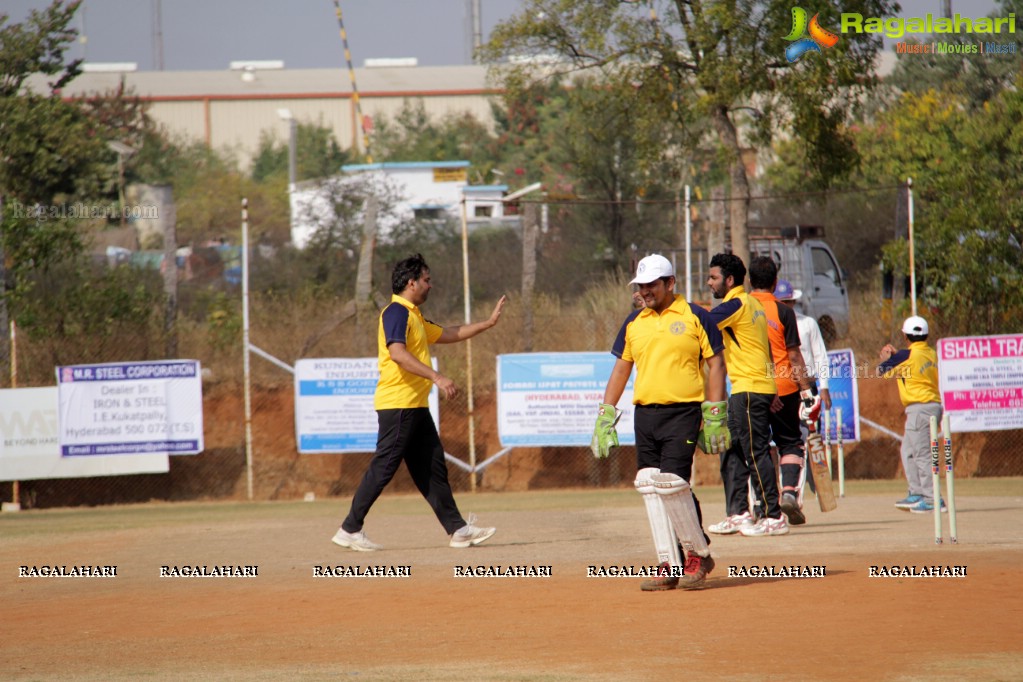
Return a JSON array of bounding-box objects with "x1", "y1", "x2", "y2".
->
[{"x1": 748, "y1": 225, "x2": 849, "y2": 343}]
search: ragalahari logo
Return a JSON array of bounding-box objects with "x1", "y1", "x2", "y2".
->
[{"x1": 784, "y1": 7, "x2": 840, "y2": 62}]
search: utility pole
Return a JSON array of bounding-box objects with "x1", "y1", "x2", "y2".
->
[
  {"x1": 470, "y1": 0, "x2": 482, "y2": 63},
  {"x1": 151, "y1": 0, "x2": 164, "y2": 70},
  {"x1": 277, "y1": 109, "x2": 298, "y2": 238},
  {"x1": 79, "y1": 4, "x2": 88, "y2": 61}
]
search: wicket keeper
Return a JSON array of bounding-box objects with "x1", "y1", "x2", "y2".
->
[{"x1": 591, "y1": 254, "x2": 728, "y2": 590}]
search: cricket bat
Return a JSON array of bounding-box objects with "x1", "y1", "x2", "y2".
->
[{"x1": 806, "y1": 420, "x2": 838, "y2": 512}]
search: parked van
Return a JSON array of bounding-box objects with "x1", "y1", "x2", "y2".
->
[{"x1": 748, "y1": 225, "x2": 849, "y2": 343}]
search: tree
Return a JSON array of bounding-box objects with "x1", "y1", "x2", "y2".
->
[
  {"x1": 0, "y1": 0, "x2": 79, "y2": 97},
  {"x1": 250, "y1": 121, "x2": 350, "y2": 184},
  {"x1": 0, "y1": 0, "x2": 107, "y2": 329},
  {"x1": 369, "y1": 100, "x2": 496, "y2": 168},
  {"x1": 485, "y1": 78, "x2": 558, "y2": 183},
  {"x1": 890, "y1": 86, "x2": 1023, "y2": 333},
  {"x1": 846, "y1": 85, "x2": 1023, "y2": 334},
  {"x1": 885, "y1": 0, "x2": 1023, "y2": 110},
  {"x1": 168, "y1": 148, "x2": 290, "y2": 249},
  {"x1": 0, "y1": 1, "x2": 195, "y2": 375},
  {"x1": 504, "y1": 75, "x2": 682, "y2": 276},
  {"x1": 481, "y1": 0, "x2": 896, "y2": 263}
]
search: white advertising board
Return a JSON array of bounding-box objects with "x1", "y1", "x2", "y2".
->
[
  {"x1": 497, "y1": 352, "x2": 635, "y2": 447},
  {"x1": 0, "y1": 387, "x2": 169, "y2": 480},
  {"x1": 938, "y1": 334, "x2": 1023, "y2": 433},
  {"x1": 56, "y1": 360, "x2": 204, "y2": 456},
  {"x1": 294, "y1": 358, "x2": 439, "y2": 453}
]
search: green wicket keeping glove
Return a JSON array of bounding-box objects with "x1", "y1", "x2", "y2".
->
[
  {"x1": 590, "y1": 403, "x2": 623, "y2": 459},
  {"x1": 697, "y1": 400, "x2": 730, "y2": 454}
]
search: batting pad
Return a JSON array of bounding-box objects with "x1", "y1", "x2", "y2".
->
[
  {"x1": 781, "y1": 453, "x2": 807, "y2": 509},
  {"x1": 650, "y1": 472, "x2": 710, "y2": 558},
  {"x1": 796, "y1": 456, "x2": 807, "y2": 507},
  {"x1": 635, "y1": 468, "x2": 682, "y2": 568}
]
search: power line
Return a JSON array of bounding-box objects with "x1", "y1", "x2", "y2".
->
[{"x1": 514, "y1": 183, "x2": 907, "y2": 205}]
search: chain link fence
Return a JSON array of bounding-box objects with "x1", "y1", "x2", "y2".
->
[{"x1": 2, "y1": 188, "x2": 1020, "y2": 509}]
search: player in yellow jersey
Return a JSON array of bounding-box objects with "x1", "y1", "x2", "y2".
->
[
  {"x1": 592, "y1": 255, "x2": 728, "y2": 590},
  {"x1": 705, "y1": 253, "x2": 789, "y2": 536},
  {"x1": 332, "y1": 253, "x2": 506, "y2": 551},
  {"x1": 879, "y1": 315, "x2": 945, "y2": 514}
]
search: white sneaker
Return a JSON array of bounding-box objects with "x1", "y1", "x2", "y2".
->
[
  {"x1": 332, "y1": 528, "x2": 382, "y2": 551},
  {"x1": 708, "y1": 511, "x2": 754, "y2": 535},
  {"x1": 739, "y1": 516, "x2": 790, "y2": 537},
  {"x1": 449, "y1": 513, "x2": 496, "y2": 548}
]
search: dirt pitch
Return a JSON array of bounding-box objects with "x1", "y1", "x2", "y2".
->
[{"x1": 3, "y1": 479, "x2": 1023, "y2": 682}]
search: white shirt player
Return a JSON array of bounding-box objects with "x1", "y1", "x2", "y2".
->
[{"x1": 794, "y1": 311, "x2": 829, "y2": 392}]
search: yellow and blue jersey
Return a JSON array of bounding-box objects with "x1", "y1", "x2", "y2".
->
[
  {"x1": 611, "y1": 294, "x2": 724, "y2": 405},
  {"x1": 878, "y1": 341, "x2": 940, "y2": 406},
  {"x1": 706, "y1": 286, "x2": 778, "y2": 395},
  {"x1": 375, "y1": 294, "x2": 443, "y2": 410}
]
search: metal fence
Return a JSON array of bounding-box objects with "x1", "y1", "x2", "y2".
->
[{"x1": 2, "y1": 190, "x2": 1020, "y2": 509}]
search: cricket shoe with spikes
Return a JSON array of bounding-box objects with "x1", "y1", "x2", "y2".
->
[
  {"x1": 679, "y1": 554, "x2": 715, "y2": 589},
  {"x1": 640, "y1": 562, "x2": 680, "y2": 592},
  {"x1": 780, "y1": 492, "x2": 805, "y2": 526}
]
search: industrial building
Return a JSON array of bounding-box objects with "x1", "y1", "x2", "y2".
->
[{"x1": 36, "y1": 61, "x2": 502, "y2": 169}]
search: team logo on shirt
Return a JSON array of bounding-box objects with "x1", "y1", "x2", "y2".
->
[{"x1": 670, "y1": 321, "x2": 686, "y2": 335}]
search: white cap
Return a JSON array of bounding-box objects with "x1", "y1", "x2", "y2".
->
[
  {"x1": 630, "y1": 254, "x2": 674, "y2": 284},
  {"x1": 902, "y1": 315, "x2": 929, "y2": 335}
]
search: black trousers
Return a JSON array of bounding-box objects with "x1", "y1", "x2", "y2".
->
[
  {"x1": 770, "y1": 392, "x2": 804, "y2": 491},
  {"x1": 720, "y1": 392, "x2": 782, "y2": 520},
  {"x1": 634, "y1": 402, "x2": 710, "y2": 546},
  {"x1": 342, "y1": 408, "x2": 464, "y2": 535},
  {"x1": 770, "y1": 391, "x2": 804, "y2": 457}
]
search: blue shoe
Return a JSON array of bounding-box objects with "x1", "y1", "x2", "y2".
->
[
  {"x1": 910, "y1": 499, "x2": 947, "y2": 514},
  {"x1": 895, "y1": 495, "x2": 923, "y2": 511},
  {"x1": 909, "y1": 499, "x2": 934, "y2": 513}
]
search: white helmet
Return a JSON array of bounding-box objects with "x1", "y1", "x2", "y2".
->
[{"x1": 902, "y1": 315, "x2": 928, "y2": 335}]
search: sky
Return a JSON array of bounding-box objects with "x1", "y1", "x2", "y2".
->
[
  {"x1": 5, "y1": 0, "x2": 527, "y2": 70},
  {"x1": 3, "y1": 0, "x2": 1005, "y2": 72}
]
